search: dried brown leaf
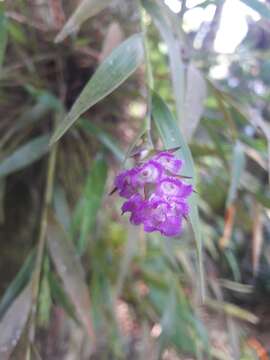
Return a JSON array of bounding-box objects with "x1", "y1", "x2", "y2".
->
[
  {"x1": 252, "y1": 201, "x2": 264, "y2": 275},
  {"x1": 220, "y1": 205, "x2": 236, "y2": 249},
  {"x1": 99, "y1": 22, "x2": 124, "y2": 63}
]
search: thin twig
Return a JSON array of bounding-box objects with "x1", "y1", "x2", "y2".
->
[
  {"x1": 140, "y1": 3, "x2": 154, "y2": 146},
  {"x1": 5, "y1": 11, "x2": 49, "y2": 31}
]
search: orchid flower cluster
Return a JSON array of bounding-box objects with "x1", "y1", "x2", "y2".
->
[{"x1": 114, "y1": 150, "x2": 193, "y2": 237}]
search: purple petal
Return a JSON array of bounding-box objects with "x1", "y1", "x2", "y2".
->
[
  {"x1": 121, "y1": 194, "x2": 147, "y2": 225},
  {"x1": 160, "y1": 215, "x2": 182, "y2": 237},
  {"x1": 115, "y1": 168, "x2": 138, "y2": 198},
  {"x1": 172, "y1": 200, "x2": 189, "y2": 217},
  {"x1": 157, "y1": 177, "x2": 193, "y2": 199},
  {"x1": 143, "y1": 201, "x2": 169, "y2": 233},
  {"x1": 153, "y1": 152, "x2": 183, "y2": 175}
]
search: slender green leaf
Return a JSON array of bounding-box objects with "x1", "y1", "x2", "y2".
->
[
  {"x1": 48, "y1": 272, "x2": 79, "y2": 324},
  {"x1": 55, "y1": 0, "x2": 110, "y2": 43},
  {"x1": 0, "y1": 7, "x2": 7, "y2": 71},
  {"x1": 151, "y1": 92, "x2": 205, "y2": 298},
  {"x1": 159, "y1": 288, "x2": 195, "y2": 353},
  {"x1": 0, "y1": 179, "x2": 5, "y2": 223},
  {"x1": 50, "y1": 34, "x2": 144, "y2": 144},
  {"x1": 240, "y1": 0, "x2": 270, "y2": 19},
  {"x1": 0, "y1": 252, "x2": 35, "y2": 319},
  {"x1": 73, "y1": 154, "x2": 107, "y2": 254},
  {"x1": 226, "y1": 141, "x2": 246, "y2": 207},
  {"x1": 206, "y1": 298, "x2": 258, "y2": 324},
  {"x1": 47, "y1": 212, "x2": 95, "y2": 340},
  {"x1": 0, "y1": 100, "x2": 56, "y2": 149},
  {"x1": 0, "y1": 135, "x2": 50, "y2": 178},
  {"x1": 143, "y1": 0, "x2": 185, "y2": 123},
  {"x1": 80, "y1": 120, "x2": 124, "y2": 162},
  {"x1": 37, "y1": 257, "x2": 52, "y2": 328},
  {"x1": 53, "y1": 185, "x2": 71, "y2": 232},
  {"x1": 0, "y1": 283, "x2": 32, "y2": 359},
  {"x1": 146, "y1": 277, "x2": 200, "y2": 354}
]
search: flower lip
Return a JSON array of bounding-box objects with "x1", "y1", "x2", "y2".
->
[
  {"x1": 157, "y1": 177, "x2": 192, "y2": 198},
  {"x1": 133, "y1": 160, "x2": 163, "y2": 187}
]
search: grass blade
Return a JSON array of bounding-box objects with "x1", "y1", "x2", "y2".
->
[{"x1": 50, "y1": 34, "x2": 144, "y2": 144}]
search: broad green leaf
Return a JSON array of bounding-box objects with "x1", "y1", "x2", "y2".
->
[
  {"x1": 80, "y1": 120, "x2": 124, "y2": 162},
  {"x1": 73, "y1": 155, "x2": 107, "y2": 254},
  {"x1": 50, "y1": 34, "x2": 144, "y2": 144},
  {"x1": 0, "y1": 135, "x2": 50, "y2": 178},
  {"x1": 226, "y1": 142, "x2": 246, "y2": 207},
  {"x1": 0, "y1": 283, "x2": 32, "y2": 359},
  {"x1": 0, "y1": 252, "x2": 35, "y2": 319},
  {"x1": 182, "y1": 65, "x2": 207, "y2": 142},
  {"x1": 0, "y1": 7, "x2": 7, "y2": 71},
  {"x1": 143, "y1": 0, "x2": 185, "y2": 123},
  {"x1": 240, "y1": 0, "x2": 270, "y2": 19},
  {"x1": 47, "y1": 212, "x2": 95, "y2": 340},
  {"x1": 55, "y1": 0, "x2": 110, "y2": 43},
  {"x1": 151, "y1": 92, "x2": 205, "y2": 298}
]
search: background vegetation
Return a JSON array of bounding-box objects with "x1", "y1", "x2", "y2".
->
[{"x1": 0, "y1": 0, "x2": 269, "y2": 359}]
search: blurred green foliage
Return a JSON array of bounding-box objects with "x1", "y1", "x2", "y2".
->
[{"x1": 0, "y1": 0, "x2": 269, "y2": 359}]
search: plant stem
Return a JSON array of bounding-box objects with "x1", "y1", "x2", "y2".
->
[
  {"x1": 140, "y1": 3, "x2": 154, "y2": 146},
  {"x1": 29, "y1": 133, "x2": 58, "y2": 344}
]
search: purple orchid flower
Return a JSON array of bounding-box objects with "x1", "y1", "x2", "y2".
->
[{"x1": 114, "y1": 150, "x2": 193, "y2": 237}]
